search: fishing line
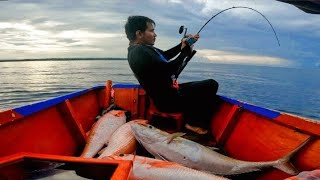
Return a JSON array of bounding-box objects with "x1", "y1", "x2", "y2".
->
[{"x1": 197, "y1": 6, "x2": 280, "y2": 46}]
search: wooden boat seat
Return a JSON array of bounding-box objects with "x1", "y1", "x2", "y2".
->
[{"x1": 147, "y1": 97, "x2": 184, "y2": 132}]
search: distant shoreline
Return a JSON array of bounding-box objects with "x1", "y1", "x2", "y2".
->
[{"x1": 0, "y1": 58, "x2": 127, "y2": 62}]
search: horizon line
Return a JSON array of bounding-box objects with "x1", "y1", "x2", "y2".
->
[{"x1": 0, "y1": 57, "x2": 127, "y2": 62}]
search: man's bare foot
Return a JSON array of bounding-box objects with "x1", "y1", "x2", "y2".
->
[{"x1": 185, "y1": 123, "x2": 208, "y2": 135}]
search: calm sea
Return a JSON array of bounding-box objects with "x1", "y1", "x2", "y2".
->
[{"x1": 0, "y1": 60, "x2": 319, "y2": 120}]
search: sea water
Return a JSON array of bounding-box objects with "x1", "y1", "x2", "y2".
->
[{"x1": 0, "y1": 60, "x2": 319, "y2": 120}]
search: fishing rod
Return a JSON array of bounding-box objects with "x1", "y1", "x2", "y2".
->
[
  {"x1": 176, "y1": 6, "x2": 280, "y2": 78},
  {"x1": 180, "y1": 6, "x2": 280, "y2": 46}
]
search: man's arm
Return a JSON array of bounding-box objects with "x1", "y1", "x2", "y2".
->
[
  {"x1": 141, "y1": 45, "x2": 190, "y2": 77},
  {"x1": 161, "y1": 43, "x2": 182, "y2": 60},
  {"x1": 166, "y1": 46, "x2": 191, "y2": 75}
]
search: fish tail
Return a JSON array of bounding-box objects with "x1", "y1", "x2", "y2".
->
[
  {"x1": 274, "y1": 161, "x2": 298, "y2": 175},
  {"x1": 274, "y1": 137, "x2": 312, "y2": 175}
]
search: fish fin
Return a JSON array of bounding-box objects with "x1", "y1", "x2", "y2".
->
[
  {"x1": 274, "y1": 137, "x2": 312, "y2": 175},
  {"x1": 205, "y1": 146, "x2": 219, "y2": 151},
  {"x1": 231, "y1": 165, "x2": 261, "y2": 174},
  {"x1": 97, "y1": 147, "x2": 107, "y2": 155},
  {"x1": 102, "y1": 103, "x2": 117, "y2": 115},
  {"x1": 132, "y1": 151, "x2": 137, "y2": 169},
  {"x1": 274, "y1": 162, "x2": 299, "y2": 176},
  {"x1": 154, "y1": 152, "x2": 169, "y2": 161},
  {"x1": 167, "y1": 132, "x2": 186, "y2": 144}
]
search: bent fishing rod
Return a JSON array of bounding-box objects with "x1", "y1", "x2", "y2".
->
[
  {"x1": 200, "y1": 6, "x2": 280, "y2": 46},
  {"x1": 176, "y1": 6, "x2": 280, "y2": 77},
  {"x1": 180, "y1": 6, "x2": 280, "y2": 46}
]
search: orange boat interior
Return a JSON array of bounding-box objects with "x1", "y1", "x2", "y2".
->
[{"x1": 0, "y1": 80, "x2": 319, "y2": 179}]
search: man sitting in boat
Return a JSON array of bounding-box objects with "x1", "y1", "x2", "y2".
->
[{"x1": 124, "y1": 15, "x2": 219, "y2": 135}]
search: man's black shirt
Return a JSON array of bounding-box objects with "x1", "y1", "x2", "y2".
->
[{"x1": 127, "y1": 43, "x2": 188, "y2": 111}]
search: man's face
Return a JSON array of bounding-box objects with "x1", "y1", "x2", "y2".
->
[{"x1": 140, "y1": 22, "x2": 156, "y2": 46}]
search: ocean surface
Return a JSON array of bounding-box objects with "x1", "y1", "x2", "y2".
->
[{"x1": 0, "y1": 60, "x2": 319, "y2": 120}]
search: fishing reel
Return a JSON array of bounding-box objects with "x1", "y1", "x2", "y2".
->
[
  {"x1": 179, "y1": 25, "x2": 187, "y2": 37},
  {"x1": 175, "y1": 25, "x2": 198, "y2": 78},
  {"x1": 178, "y1": 25, "x2": 196, "y2": 46}
]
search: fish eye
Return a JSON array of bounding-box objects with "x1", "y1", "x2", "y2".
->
[
  {"x1": 148, "y1": 125, "x2": 153, "y2": 129},
  {"x1": 119, "y1": 154, "x2": 124, "y2": 157},
  {"x1": 183, "y1": 157, "x2": 187, "y2": 160}
]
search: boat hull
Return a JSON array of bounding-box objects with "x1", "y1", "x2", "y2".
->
[{"x1": 0, "y1": 80, "x2": 319, "y2": 179}]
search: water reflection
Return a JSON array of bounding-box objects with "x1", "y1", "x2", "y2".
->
[{"x1": 0, "y1": 60, "x2": 319, "y2": 120}]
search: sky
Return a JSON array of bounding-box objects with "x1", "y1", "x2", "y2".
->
[{"x1": 0, "y1": 0, "x2": 319, "y2": 68}]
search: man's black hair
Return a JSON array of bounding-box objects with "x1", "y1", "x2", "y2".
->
[{"x1": 125, "y1": 16, "x2": 155, "y2": 42}]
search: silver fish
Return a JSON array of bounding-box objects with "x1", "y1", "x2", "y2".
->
[
  {"x1": 131, "y1": 123, "x2": 310, "y2": 176},
  {"x1": 35, "y1": 170, "x2": 88, "y2": 180},
  {"x1": 80, "y1": 110, "x2": 126, "y2": 158},
  {"x1": 284, "y1": 169, "x2": 320, "y2": 180},
  {"x1": 97, "y1": 119, "x2": 148, "y2": 159},
  {"x1": 105, "y1": 154, "x2": 228, "y2": 180}
]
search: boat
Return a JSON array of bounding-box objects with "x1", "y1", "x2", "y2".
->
[
  {"x1": 0, "y1": 80, "x2": 319, "y2": 179},
  {"x1": 0, "y1": 152, "x2": 132, "y2": 179},
  {"x1": 277, "y1": 0, "x2": 320, "y2": 14}
]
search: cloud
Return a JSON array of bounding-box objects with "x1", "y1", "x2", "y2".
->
[
  {"x1": 0, "y1": 1, "x2": 139, "y2": 59},
  {"x1": 197, "y1": 49, "x2": 293, "y2": 67},
  {"x1": 0, "y1": 0, "x2": 318, "y2": 67},
  {"x1": 0, "y1": 20, "x2": 126, "y2": 59},
  {"x1": 197, "y1": 0, "x2": 320, "y2": 32}
]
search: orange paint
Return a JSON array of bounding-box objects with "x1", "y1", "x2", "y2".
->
[
  {"x1": 1, "y1": 80, "x2": 319, "y2": 180},
  {"x1": 0, "y1": 152, "x2": 132, "y2": 180}
]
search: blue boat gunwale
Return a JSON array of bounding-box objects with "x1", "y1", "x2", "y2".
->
[
  {"x1": 113, "y1": 83, "x2": 281, "y2": 119},
  {"x1": 13, "y1": 85, "x2": 105, "y2": 117},
  {"x1": 5, "y1": 82, "x2": 280, "y2": 120},
  {"x1": 219, "y1": 96, "x2": 280, "y2": 119}
]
